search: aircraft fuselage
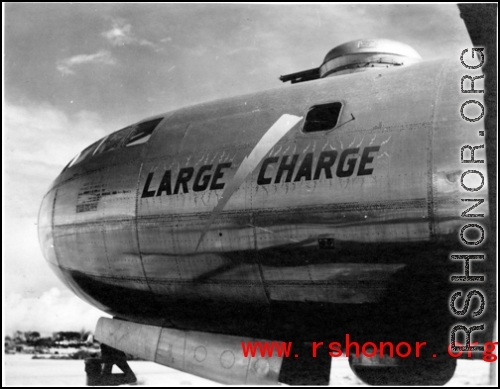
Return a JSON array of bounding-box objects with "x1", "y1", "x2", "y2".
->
[{"x1": 38, "y1": 57, "x2": 489, "y2": 341}]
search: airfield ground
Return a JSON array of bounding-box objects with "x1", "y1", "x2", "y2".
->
[{"x1": 4, "y1": 353, "x2": 494, "y2": 386}]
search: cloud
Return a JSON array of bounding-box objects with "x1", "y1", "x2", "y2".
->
[
  {"x1": 102, "y1": 18, "x2": 160, "y2": 50},
  {"x1": 4, "y1": 101, "x2": 109, "y2": 170},
  {"x1": 4, "y1": 101, "x2": 117, "y2": 314},
  {"x1": 102, "y1": 19, "x2": 134, "y2": 46},
  {"x1": 5, "y1": 287, "x2": 110, "y2": 336},
  {"x1": 57, "y1": 50, "x2": 116, "y2": 75}
]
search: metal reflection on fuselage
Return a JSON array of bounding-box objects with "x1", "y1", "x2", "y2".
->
[{"x1": 38, "y1": 52, "x2": 488, "y2": 336}]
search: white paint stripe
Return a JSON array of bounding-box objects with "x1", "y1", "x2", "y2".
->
[{"x1": 195, "y1": 114, "x2": 303, "y2": 251}]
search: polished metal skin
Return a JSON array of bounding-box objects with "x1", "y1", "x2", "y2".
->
[
  {"x1": 280, "y1": 38, "x2": 423, "y2": 83},
  {"x1": 39, "y1": 57, "x2": 487, "y2": 314},
  {"x1": 39, "y1": 43, "x2": 489, "y2": 384},
  {"x1": 320, "y1": 38, "x2": 422, "y2": 77}
]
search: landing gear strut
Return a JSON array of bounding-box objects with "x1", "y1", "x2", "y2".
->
[{"x1": 85, "y1": 344, "x2": 137, "y2": 386}]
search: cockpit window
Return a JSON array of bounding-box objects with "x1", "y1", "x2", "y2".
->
[
  {"x1": 303, "y1": 102, "x2": 342, "y2": 133},
  {"x1": 93, "y1": 126, "x2": 134, "y2": 156},
  {"x1": 124, "y1": 118, "x2": 163, "y2": 147},
  {"x1": 63, "y1": 118, "x2": 164, "y2": 171},
  {"x1": 63, "y1": 140, "x2": 100, "y2": 171},
  {"x1": 69, "y1": 141, "x2": 101, "y2": 167}
]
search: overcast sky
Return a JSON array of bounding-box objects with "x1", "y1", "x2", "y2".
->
[{"x1": 3, "y1": 4, "x2": 472, "y2": 336}]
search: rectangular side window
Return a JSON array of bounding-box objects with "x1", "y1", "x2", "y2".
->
[
  {"x1": 125, "y1": 118, "x2": 163, "y2": 147},
  {"x1": 303, "y1": 102, "x2": 342, "y2": 133}
]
